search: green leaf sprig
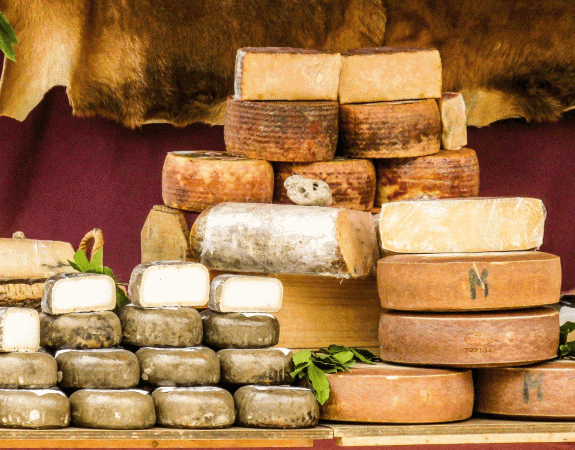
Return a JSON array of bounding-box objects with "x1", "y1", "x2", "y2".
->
[
  {"x1": 559, "y1": 321, "x2": 575, "y2": 358},
  {"x1": 68, "y1": 248, "x2": 129, "y2": 308},
  {"x1": 291, "y1": 345, "x2": 378, "y2": 405},
  {"x1": 0, "y1": 12, "x2": 17, "y2": 62}
]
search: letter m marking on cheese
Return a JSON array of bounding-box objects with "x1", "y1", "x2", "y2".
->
[
  {"x1": 468, "y1": 267, "x2": 488, "y2": 300},
  {"x1": 523, "y1": 372, "x2": 543, "y2": 403}
]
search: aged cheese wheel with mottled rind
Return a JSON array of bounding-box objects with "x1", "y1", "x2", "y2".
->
[
  {"x1": 224, "y1": 98, "x2": 339, "y2": 162},
  {"x1": 379, "y1": 308, "x2": 559, "y2": 368},
  {"x1": 439, "y1": 93, "x2": 468, "y2": 150},
  {"x1": 162, "y1": 151, "x2": 274, "y2": 212},
  {"x1": 274, "y1": 158, "x2": 376, "y2": 211},
  {"x1": 375, "y1": 149, "x2": 479, "y2": 204},
  {"x1": 153, "y1": 387, "x2": 236, "y2": 428},
  {"x1": 119, "y1": 304, "x2": 202, "y2": 347},
  {"x1": 321, "y1": 362, "x2": 474, "y2": 423},
  {"x1": 0, "y1": 307, "x2": 39, "y2": 352},
  {"x1": 377, "y1": 252, "x2": 561, "y2": 311},
  {"x1": 201, "y1": 310, "x2": 279, "y2": 349},
  {"x1": 218, "y1": 348, "x2": 294, "y2": 385},
  {"x1": 0, "y1": 352, "x2": 57, "y2": 388},
  {"x1": 0, "y1": 389, "x2": 70, "y2": 428},
  {"x1": 69, "y1": 389, "x2": 155, "y2": 429},
  {"x1": 339, "y1": 99, "x2": 441, "y2": 159}
]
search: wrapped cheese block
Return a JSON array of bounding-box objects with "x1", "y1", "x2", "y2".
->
[
  {"x1": 162, "y1": 151, "x2": 274, "y2": 212},
  {"x1": 218, "y1": 348, "x2": 293, "y2": 385},
  {"x1": 209, "y1": 274, "x2": 283, "y2": 313},
  {"x1": 378, "y1": 197, "x2": 546, "y2": 253},
  {"x1": 0, "y1": 352, "x2": 58, "y2": 388},
  {"x1": 0, "y1": 307, "x2": 39, "y2": 352},
  {"x1": 439, "y1": 93, "x2": 468, "y2": 150},
  {"x1": 201, "y1": 310, "x2": 279, "y2": 349},
  {"x1": 128, "y1": 261, "x2": 209, "y2": 308},
  {"x1": 233, "y1": 47, "x2": 341, "y2": 101},
  {"x1": 191, "y1": 203, "x2": 378, "y2": 278},
  {"x1": 0, "y1": 389, "x2": 70, "y2": 428}
]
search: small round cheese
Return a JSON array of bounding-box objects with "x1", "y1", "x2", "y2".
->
[
  {"x1": 218, "y1": 348, "x2": 294, "y2": 385},
  {"x1": 0, "y1": 389, "x2": 70, "y2": 428},
  {"x1": 0, "y1": 352, "x2": 58, "y2": 388},
  {"x1": 201, "y1": 310, "x2": 279, "y2": 349}
]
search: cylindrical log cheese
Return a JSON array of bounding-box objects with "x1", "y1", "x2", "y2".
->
[
  {"x1": 0, "y1": 352, "x2": 58, "y2": 388},
  {"x1": 375, "y1": 148, "x2": 479, "y2": 204},
  {"x1": 0, "y1": 307, "x2": 39, "y2": 352},
  {"x1": 274, "y1": 158, "x2": 376, "y2": 211},
  {"x1": 339, "y1": 99, "x2": 441, "y2": 159},
  {"x1": 379, "y1": 308, "x2": 559, "y2": 368},
  {"x1": 0, "y1": 389, "x2": 70, "y2": 428},
  {"x1": 320, "y1": 363, "x2": 473, "y2": 423},
  {"x1": 190, "y1": 203, "x2": 378, "y2": 278},
  {"x1": 162, "y1": 151, "x2": 274, "y2": 212},
  {"x1": 201, "y1": 310, "x2": 279, "y2": 349},
  {"x1": 224, "y1": 98, "x2": 339, "y2": 162},
  {"x1": 377, "y1": 252, "x2": 561, "y2": 311},
  {"x1": 218, "y1": 348, "x2": 294, "y2": 385}
]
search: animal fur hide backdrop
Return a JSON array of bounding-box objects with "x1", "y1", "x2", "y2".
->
[{"x1": 1, "y1": 0, "x2": 574, "y2": 128}]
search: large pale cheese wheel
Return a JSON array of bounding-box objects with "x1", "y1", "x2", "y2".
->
[
  {"x1": 224, "y1": 98, "x2": 339, "y2": 162},
  {"x1": 475, "y1": 360, "x2": 575, "y2": 419},
  {"x1": 209, "y1": 274, "x2": 283, "y2": 313},
  {"x1": 201, "y1": 310, "x2": 279, "y2": 349},
  {"x1": 40, "y1": 311, "x2": 122, "y2": 349},
  {"x1": 378, "y1": 197, "x2": 546, "y2": 253},
  {"x1": 377, "y1": 252, "x2": 561, "y2": 311},
  {"x1": 339, "y1": 47, "x2": 442, "y2": 104},
  {"x1": 0, "y1": 352, "x2": 58, "y2": 388},
  {"x1": 218, "y1": 348, "x2": 293, "y2": 385},
  {"x1": 0, "y1": 307, "x2": 39, "y2": 352},
  {"x1": 119, "y1": 304, "x2": 202, "y2": 347},
  {"x1": 320, "y1": 362, "x2": 473, "y2": 423},
  {"x1": 152, "y1": 387, "x2": 236, "y2": 428},
  {"x1": 136, "y1": 347, "x2": 220, "y2": 386},
  {"x1": 273, "y1": 158, "x2": 376, "y2": 211},
  {"x1": 190, "y1": 203, "x2": 378, "y2": 278},
  {"x1": 375, "y1": 148, "x2": 480, "y2": 204},
  {"x1": 339, "y1": 100, "x2": 441, "y2": 159},
  {"x1": 379, "y1": 308, "x2": 559, "y2": 368},
  {"x1": 0, "y1": 389, "x2": 70, "y2": 428},
  {"x1": 234, "y1": 47, "x2": 341, "y2": 101},
  {"x1": 234, "y1": 386, "x2": 319, "y2": 428},
  {"x1": 162, "y1": 151, "x2": 274, "y2": 212},
  {"x1": 439, "y1": 93, "x2": 468, "y2": 150},
  {"x1": 69, "y1": 389, "x2": 155, "y2": 429}
]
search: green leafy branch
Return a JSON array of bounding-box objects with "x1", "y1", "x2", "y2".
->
[
  {"x1": 291, "y1": 345, "x2": 378, "y2": 405},
  {"x1": 559, "y1": 321, "x2": 575, "y2": 358},
  {"x1": 0, "y1": 12, "x2": 17, "y2": 61},
  {"x1": 68, "y1": 248, "x2": 129, "y2": 308}
]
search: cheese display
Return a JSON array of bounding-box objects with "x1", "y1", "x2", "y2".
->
[
  {"x1": 218, "y1": 348, "x2": 293, "y2": 385},
  {"x1": 320, "y1": 362, "x2": 474, "y2": 423},
  {"x1": 379, "y1": 308, "x2": 559, "y2": 367},
  {"x1": 339, "y1": 99, "x2": 441, "y2": 159},
  {"x1": 377, "y1": 252, "x2": 561, "y2": 311},
  {"x1": 338, "y1": 47, "x2": 442, "y2": 104},
  {"x1": 439, "y1": 92, "x2": 468, "y2": 150},
  {"x1": 0, "y1": 389, "x2": 70, "y2": 428},
  {"x1": 209, "y1": 275, "x2": 283, "y2": 313},
  {"x1": 273, "y1": 158, "x2": 377, "y2": 211},
  {"x1": 190, "y1": 203, "x2": 378, "y2": 278},
  {"x1": 0, "y1": 307, "x2": 39, "y2": 352},
  {"x1": 224, "y1": 98, "x2": 339, "y2": 162},
  {"x1": 128, "y1": 261, "x2": 209, "y2": 308},
  {"x1": 375, "y1": 148, "x2": 480, "y2": 203},
  {"x1": 161, "y1": 151, "x2": 274, "y2": 212},
  {"x1": 119, "y1": 304, "x2": 203, "y2": 347},
  {"x1": 41, "y1": 273, "x2": 116, "y2": 314},
  {"x1": 378, "y1": 197, "x2": 546, "y2": 253},
  {"x1": 0, "y1": 352, "x2": 58, "y2": 388},
  {"x1": 201, "y1": 310, "x2": 279, "y2": 349},
  {"x1": 233, "y1": 47, "x2": 341, "y2": 101},
  {"x1": 152, "y1": 387, "x2": 236, "y2": 428},
  {"x1": 283, "y1": 175, "x2": 333, "y2": 206}
]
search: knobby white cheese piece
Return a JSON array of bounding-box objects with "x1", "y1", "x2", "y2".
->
[
  {"x1": 0, "y1": 307, "x2": 40, "y2": 352},
  {"x1": 439, "y1": 92, "x2": 468, "y2": 150},
  {"x1": 209, "y1": 275, "x2": 283, "y2": 313},
  {"x1": 128, "y1": 261, "x2": 209, "y2": 308}
]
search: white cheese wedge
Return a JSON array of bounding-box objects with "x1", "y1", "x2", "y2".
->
[
  {"x1": 209, "y1": 275, "x2": 283, "y2": 313},
  {"x1": 0, "y1": 307, "x2": 40, "y2": 352}
]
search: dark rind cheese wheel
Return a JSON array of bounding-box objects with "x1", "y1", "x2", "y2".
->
[
  {"x1": 162, "y1": 151, "x2": 274, "y2": 212},
  {"x1": 0, "y1": 389, "x2": 70, "y2": 428},
  {"x1": 375, "y1": 148, "x2": 479, "y2": 204},
  {"x1": 119, "y1": 305, "x2": 202, "y2": 347},
  {"x1": 475, "y1": 360, "x2": 575, "y2": 419},
  {"x1": 224, "y1": 98, "x2": 339, "y2": 162},
  {"x1": 320, "y1": 363, "x2": 473, "y2": 423},
  {"x1": 273, "y1": 158, "x2": 376, "y2": 211},
  {"x1": 56, "y1": 349, "x2": 140, "y2": 389},
  {"x1": 379, "y1": 308, "x2": 559, "y2": 368},
  {"x1": 40, "y1": 311, "x2": 122, "y2": 349},
  {"x1": 152, "y1": 387, "x2": 236, "y2": 428},
  {"x1": 234, "y1": 386, "x2": 319, "y2": 428},
  {"x1": 339, "y1": 99, "x2": 441, "y2": 159},
  {"x1": 218, "y1": 348, "x2": 294, "y2": 385},
  {"x1": 69, "y1": 389, "x2": 155, "y2": 429},
  {"x1": 0, "y1": 352, "x2": 58, "y2": 388},
  {"x1": 201, "y1": 310, "x2": 279, "y2": 349},
  {"x1": 378, "y1": 252, "x2": 561, "y2": 311},
  {"x1": 136, "y1": 347, "x2": 220, "y2": 386}
]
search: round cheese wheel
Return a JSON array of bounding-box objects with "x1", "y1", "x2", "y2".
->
[
  {"x1": 201, "y1": 310, "x2": 279, "y2": 349},
  {"x1": 136, "y1": 346, "x2": 220, "y2": 386},
  {"x1": 0, "y1": 389, "x2": 70, "y2": 428},
  {"x1": 0, "y1": 352, "x2": 58, "y2": 388},
  {"x1": 321, "y1": 362, "x2": 474, "y2": 423},
  {"x1": 339, "y1": 99, "x2": 441, "y2": 159},
  {"x1": 224, "y1": 98, "x2": 339, "y2": 162},
  {"x1": 377, "y1": 252, "x2": 562, "y2": 311},
  {"x1": 375, "y1": 148, "x2": 480, "y2": 204},
  {"x1": 152, "y1": 386, "x2": 235, "y2": 428},
  {"x1": 379, "y1": 308, "x2": 559, "y2": 368},
  {"x1": 162, "y1": 151, "x2": 274, "y2": 212},
  {"x1": 273, "y1": 158, "x2": 376, "y2": 211},
  {"x1": 119, "y1": 305, "x2": 203, "y2": 347},
  {"x1": 69, "y1": 389, "x2": 155, "y2": 429},
  {"x1": 234, "y1": 385, "x2": 319, "y2": 428},
  {"x1": 218, "y1": 348, "x2": 293, "y2": 385}
]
